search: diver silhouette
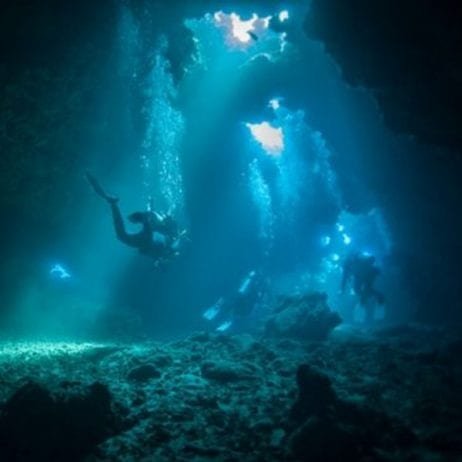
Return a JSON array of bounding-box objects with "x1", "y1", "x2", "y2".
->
[
  {"x1": 203, "y1": 270, "x2": 265, "y2": 332},
  {"x1": 86, "y1": 172, "x2": 184, "y2": 263},
  {"x1": 341, "y1": 252, "x2": 385, "y2": 322}
]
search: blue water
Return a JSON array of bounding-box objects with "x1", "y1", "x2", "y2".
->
[{"x1": 4, "y1": 4, "x2": 416, "y2": 339}]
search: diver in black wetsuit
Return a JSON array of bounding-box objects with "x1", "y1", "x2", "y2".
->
[
  {"x1": 86, "y1": 173, "x2": 183, "y2": 262},
  {"x1": 341, "y1": 252, "x2": 385, "y2": 322}
]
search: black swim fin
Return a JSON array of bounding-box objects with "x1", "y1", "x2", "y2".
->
[{"x1": 85, "y1": 171, "x2": 118, "y2": 203}]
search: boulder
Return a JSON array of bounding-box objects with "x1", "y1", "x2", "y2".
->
[
  {"x1": 265, "y1": 292, "x2": 342, "y2": 341},
  {"x1": 0, "y1": 381, "x2": 125, "y2": 462},
  {"x1": 290, "y1": 364, "x2": 337, "y2": 424},
  {"x1": 287, "y1": 364, "x2": 416, "y2": 461}
]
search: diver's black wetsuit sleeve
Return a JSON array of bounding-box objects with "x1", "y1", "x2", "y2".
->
[{"x1": 109, "y1": 202, "x2": 139, "y2": 248}]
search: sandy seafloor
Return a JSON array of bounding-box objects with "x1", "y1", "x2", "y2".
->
[{"x1": 0, "y1": 325, "x2": 461, "y2": 461}]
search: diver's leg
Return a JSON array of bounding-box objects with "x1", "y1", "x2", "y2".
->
[
  {"x1": 364, "y1": 302, "x2": 375, "y2": 323},
  {"x1": 109, "y1": 202, "x2": 137, "y2": 247},
  {"x1": 371, "y1": 289, "x2": 385, "y2": 305},
  {"x1": 362, "y1": 282, "x2": 381, "y2": 323},
  {"x1": 360, "y1": 281, "x2": 373, "y2": 306},
  {"x1": 86, "y1": 172, "x2": 138, "y2": 247},
  {"x1": 354, "y1": 279, "x2": 366, "y2": 304}
]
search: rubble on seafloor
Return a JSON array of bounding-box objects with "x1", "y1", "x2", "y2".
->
[{"x1": 0, "y1": 325, "x2": 460, "y2": 461}]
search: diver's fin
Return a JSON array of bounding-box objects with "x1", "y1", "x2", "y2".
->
[
  {"x1": 85, "y1": 171, "x2": 107, "y2": 198},
  {"x1": 216, "y1": 320, "x2": 232, "y2": 332},
  {"x1": 203, "y1": 297, "x2": 225, "y2": 321},
  {"x1": 85, "y1": 171, "x2": 118, "y2": 203},
  {"x1": 203, "y1": 305, "x2": 221, "y2": 321}
]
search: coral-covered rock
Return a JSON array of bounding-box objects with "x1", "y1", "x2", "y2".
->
[
  {"x1": 0, "y1": 326, "x2": 458, "y2": 461},
  {"x1": 200, "y1": 360, "x2": 253, "y2": 383},
  {"x1": 127, "y1": 364, "x2": 161, "y2": 382},
  {"x1": 265, "y1": 293, "x2": 342, "y2": 341}
]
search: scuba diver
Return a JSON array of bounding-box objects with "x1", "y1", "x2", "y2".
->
[
  {"x1": 203, "y1": 270, "x2": 265, "y2": 332},
  {"x1": 341, "y1": 252, "x2": 385, "y2": 322},
  {"x1": 86, "y1": 172, "x2": 185, "y2": 264}
]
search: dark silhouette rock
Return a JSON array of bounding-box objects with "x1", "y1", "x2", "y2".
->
[
  {"x1": 290, "y1": 364, "x2": 337, "y2": 424},
  {"x1": 305, "y1": 0, "x2": 462, "y2": 152},
  {"x1": 287, "y1": 364, "x2": 416, "y2": 461},
  {"x1": 0, "y1": 381, "x2": 125, "y2": 462},
  {"x1": 290, "y1": 415, "x2": 365, "y2": 462}
]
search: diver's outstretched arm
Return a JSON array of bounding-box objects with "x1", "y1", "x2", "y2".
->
[{"x1": 85, "y1": 172, "x2": 118, "y2": 203}]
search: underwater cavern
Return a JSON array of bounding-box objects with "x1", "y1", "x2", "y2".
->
[{"x1": 1, "y1": 0, "x2": 462, "y2": 460}]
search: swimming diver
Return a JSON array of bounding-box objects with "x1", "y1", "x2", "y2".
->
[
  {"x1": 203, "y1": 270, "x2": 264, "y2": 332},
  {"x1": 341, "y1": 252, "x2": 385, "y2": 322},
  {"x1": 85, "y1": 172, "x2": 183, "y2": 263}
]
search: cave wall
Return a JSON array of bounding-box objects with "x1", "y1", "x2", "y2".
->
[
  {"x1": 305, "y1": 0, "x2": 462, "y2": 323},
  {"x1": 305, "y1": 0, "x2": 462, "y2": 152}
]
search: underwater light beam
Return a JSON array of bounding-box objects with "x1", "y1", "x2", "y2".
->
[
  {"x1": 231, "y1": 13, "x2": 256, "y2": 43},
  {"x1": 278, "y1": 10, "x2": 289, "y2": 22},
  {"x1": 269, "y1": 98, "x2": 280, "y2": 110},
  {"x1": 247, "y1": 121, "x2": 284, "y2": 156},
  {"x1": 50, "y1": 264, "x2": 71, "y2": 280},
  {"x1": 321, "y1": 236, "x2": 331, "y2": 246},
  {"x1": 213, "y1": 11, "x2": 271, "y2": 47}
]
